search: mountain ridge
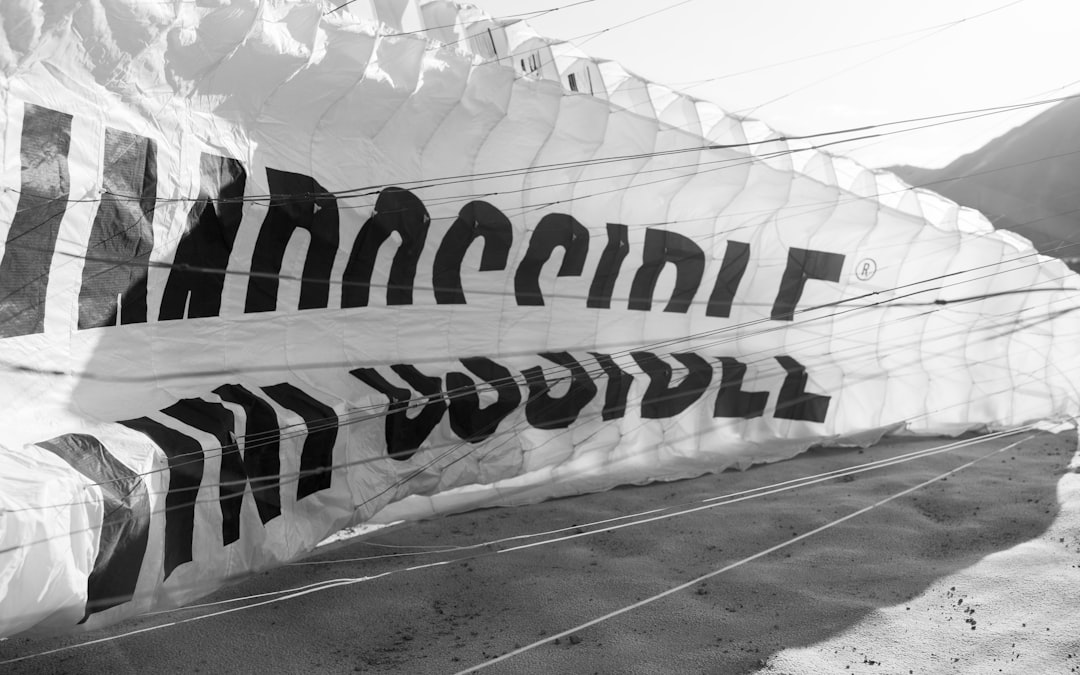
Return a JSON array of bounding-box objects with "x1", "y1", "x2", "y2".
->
[{"x1": 889, "y1": 97, "x2": 1080, "y2": 262}]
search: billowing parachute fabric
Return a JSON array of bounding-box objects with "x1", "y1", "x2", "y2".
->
[{"x1": 0, "y1": 0, "x2": 1078, "y2": 637}]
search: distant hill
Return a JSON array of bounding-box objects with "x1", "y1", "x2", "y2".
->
[{"x1": 890, "y1": 97, "x2": 1080, "y2": 267}]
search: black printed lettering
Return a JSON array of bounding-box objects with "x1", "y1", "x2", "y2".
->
[
  {"x1": 706, "y1": 240, "x2": 750, "y2": 318},
  {"x1": 120, "y1": 416, "x2": 204, "y2": 580},
  {"x1": 629, "y1": 228, "x2": 706, "y2": 313},
  {"x1": 446, "y1": 357, "x2": 522, "y2": 442},
  {"x1": 159, "y1": 154, "x2": 247, "y2": 320},
  {"x1": 432, "y1": 200, "x2": 512, "y2": 304},
  {"x1": 590, "y1": 352, "x2": 634, "y2": 420},
  {"x1": 36, "y1": 433, "x2": 150, "y2": 619},
  {"x1": 161, "y1": 398, "x2": 246, "y2": 545},
  {"x1": 342, "y1": 187, "x2": 430, "y2": 308},
  {"x1": 713, "y1": 357, "x2": 768, "y2": 418},
  {"x1": 774, "y1": 355, "x2": 830, "y2": 422},
  {"x1": 521, "y1": 352, "x2": 597, "y2": 429},
  {"x1": 214, "y1": 384, "x2": 283, "y2": 524},
  {"x1": 770, "y1": 247, "x2": 845, "y2": 321},
  {"x1": 261, "y1": 383, "x2": 337, "y2": 499},
  {"x1": 0, "y1": 104, "x2": 72, "y2": 337},
  {"x1": 350, "y1": 365, "x2": 447, "y2": 461},
  {"x1": 633, "y1": 351, "x2": 713, "y2": 418},
  {"x1": 245, "y1": 169, "x2": 339, "y2": 313},
  {"x1": 586, "y1": 224, "x2": 629, "y2": 309},
  {"x1": 514, "y1": 213, "x2": 589, "y2": 306},
  {"x1": 78, "y1": 128, "x2": 157, "y2": 328}
]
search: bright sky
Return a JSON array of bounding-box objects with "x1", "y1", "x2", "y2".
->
[{"x1": 478, "y1": 0, "x2": 1080, "y2": 169}]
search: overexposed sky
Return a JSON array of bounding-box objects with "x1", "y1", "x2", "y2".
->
[{"x1": 478, "y1": 0, "x2": 1080, "y2": 169}]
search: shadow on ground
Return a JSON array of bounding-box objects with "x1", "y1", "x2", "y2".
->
[{"x1": 1, "y1": 432, "x2": 1073, "y2": 674}]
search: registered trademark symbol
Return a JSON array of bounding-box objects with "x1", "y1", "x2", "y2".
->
[{"x1": 855, "y1": 258, "x2": 877, "y2": 281}]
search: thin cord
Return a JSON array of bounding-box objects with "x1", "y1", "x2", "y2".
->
[
  {"x1": 0, "y1": 429, "x2": 1035, "y2": 665},
  {"x1": 3, "y1": 319, "x2": 1070, "y2": 561},
  {"x1": 5, "y1": 132, "x2": 1080, "y2": 358},
  {"x1": 452, "y1": 433, "x2": 1035, "y2": 673},
  {"x1": 4, "y1": 238, "x2": 1072, "y2": 515},
  {"x1": 7, "y1": 94, "x2": 1077, "y2": 214},
  {"x1": 14, "y1": 243, "x2": 1073, "y2": 507},
  {"x1": 737, "y1": 0, "x2": 1027, "y2": 118},
  {"x1": 290, "y1": 428, "x2": 1031, "y2": 567},
  {"x1": 0, "y1": 0, "x2": 1076, "y2": 643}
]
